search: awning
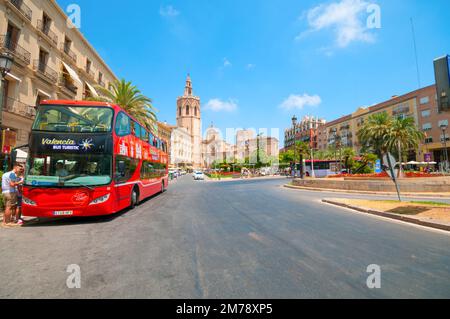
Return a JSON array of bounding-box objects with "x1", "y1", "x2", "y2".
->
[
  {"x1": 62, "y1": 61, "x2": 82, "y2": 85},
  {"x1": 85, "y1": 82, "x2": 99, "y2": 97},
  {"x1": 37, "y1": 89, "x2": 51, "y2": 98},
  {"x1": 5, "y1": 72, "x2": 22, "y2": 82},
  {"x1": 16, "y1": 149, "x2": 28, "y2": 159}
]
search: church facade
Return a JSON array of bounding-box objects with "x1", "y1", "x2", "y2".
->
[{"x1": 176, "y1": 75, "x2": 202, "y2": 168}]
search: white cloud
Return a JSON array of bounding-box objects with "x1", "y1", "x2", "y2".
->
[
  {"x1": 246, "y1": 63, "x2": 256, "y2": 70},
  {"x1": 300, "y1": 0, "x2": 375, "y2": 48},
  {"x1": 279, "y1": 94, "x2": 322, "y2": 110},
  {"x1": 205, "y1": 99, "x2": 238, "y2": 112},
  {"x1": 159, "y1": 5, "x2": 180, "y2": 17},
  {"x1": 223, "y1": 58, "x2": 232, "y2": 68}
]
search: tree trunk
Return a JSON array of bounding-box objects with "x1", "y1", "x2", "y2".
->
[{"x1": 397, "y1": 140, "x2": 404, "y2": 178}]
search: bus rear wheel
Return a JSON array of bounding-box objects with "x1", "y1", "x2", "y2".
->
[{"x1": 131, "y1": 187, "x2": 139, "y2": 208}]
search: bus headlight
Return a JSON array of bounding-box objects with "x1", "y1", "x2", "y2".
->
[
  {"x1": 89, "y1": 194, "x2": 110, "y2": 205},
  {"x1": 23, "y1": 197, "x2": 37, "y2": 206}
]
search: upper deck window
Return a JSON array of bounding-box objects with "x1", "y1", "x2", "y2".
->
[{"x1": 33, "y1": 105, "x2": 114, "y2": 133}]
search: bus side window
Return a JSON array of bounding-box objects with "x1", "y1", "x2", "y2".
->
[{"x1": 115, "y1": 112, "x2": 130, "y2": 136}]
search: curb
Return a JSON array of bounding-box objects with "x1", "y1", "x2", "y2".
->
[
  {"x1": 322, "y1": 199, "x2": 450, "y2": 232},
  {"x1": 284, "y1": 184, "x2": 450, "y2": 199}
]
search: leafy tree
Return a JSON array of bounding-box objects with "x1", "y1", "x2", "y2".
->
[{"x1": 87, "y1": 79, "x2": 158, "y2": 131}]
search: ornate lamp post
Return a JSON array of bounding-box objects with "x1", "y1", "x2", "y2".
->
[
  {"x1": 0, "y1": 52, "x2": 14, "y2": 129},
  {"x1": 441, "y1": 123, "x2": 449, "y2": 172},
  {"x1": 292, "y1": 115, "x2": 297, "y2": 177}
]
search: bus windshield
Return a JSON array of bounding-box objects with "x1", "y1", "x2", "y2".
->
[
  {"x1": 25, "y1": 153, "x2": 112, "y2": 187},
  {"x1": 32, "y1": 105, "x2": 114, "y2": 133}
]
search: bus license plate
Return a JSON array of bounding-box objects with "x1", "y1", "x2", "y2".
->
[{"x1": 53, "y1": 211, "x2": 74, "y2": 216}]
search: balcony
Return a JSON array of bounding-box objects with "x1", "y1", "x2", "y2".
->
[
  {"x1": 59, "y1": 77, "x2": 78, "y2": 96},
  {"x1": 6, "y1": 0, "x2": 32, "y2": 22},
  {"x1": 36, "y1": 20, "x2": 58, "y2": 46},
  {"x1": 0, "y1": 35, "x2": 31, "y2": 65},
  {"x1": 97, "y1": 79, "x2": 105, "y2": 87},
  {"x1": 33, "y1": 60, "x2": 58, "y2": 84},
  {"x1": 3, "y1": 96, "x2": 36, "y2": 118},
  {"x1": 84, "y1": 68, "x2": 95, "y2": 80},
  {"x1": 60, "y1": 43, "x2": 77, "y2": 65}
]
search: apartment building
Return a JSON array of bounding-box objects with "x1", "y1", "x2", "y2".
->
[
  {"x1": 171, "y1": 127, "x2": 193, "y2": 168},
  {"x1": 316, "y1": 85, "x2": 450, "y2": 164},
  {"x1": 0, "y1": 0, "x2": 117, "y2": 153}
]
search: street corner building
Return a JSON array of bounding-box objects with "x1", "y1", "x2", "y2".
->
[{"x1": 0, "y1": 0, "x2": 117, "y2": 162}]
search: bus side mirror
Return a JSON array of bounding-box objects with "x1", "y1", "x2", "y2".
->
[{"x1": 117, "y1": 161, "x2": 126, "y2": 177}]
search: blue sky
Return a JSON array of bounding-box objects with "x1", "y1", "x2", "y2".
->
[{"x1": 56, "y1": 0, "x2": 450, "y2": 144}]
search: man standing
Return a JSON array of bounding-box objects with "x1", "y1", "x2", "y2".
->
[{"x1": 1, "y1": 164, "x2": 24, "y2": 227}]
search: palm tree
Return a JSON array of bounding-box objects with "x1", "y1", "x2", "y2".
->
[
  {"x1": 87, "y1": 79, "x2": 158, "y2": 131},
  {"x1": 341, "y1": 147, "x2": 356, "y2": 172},
  {"x1": 293, "y1": 141, "x2": 310, "y2": 177},
  {"x1": 357, "y1": 112, "x2": 392, "y2": 159},
  {"x1": 387, "y1": 117, "x2": 425, "y2": 177}
]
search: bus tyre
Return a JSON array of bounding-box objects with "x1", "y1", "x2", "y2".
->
[{"x1": 131, "y1": 187, "x2": 139, "y2": 208}]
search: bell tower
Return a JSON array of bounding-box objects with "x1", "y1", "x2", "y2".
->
[{"x1": 176, "y1": 74, "x2": 202, "y2": 168}]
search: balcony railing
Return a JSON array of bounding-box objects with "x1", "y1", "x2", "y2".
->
[
  {"x1": 60, "y1": 43, "x2": 77, "y2": 64},
  {"x1": 0, "y1": 35, "x2": 31, "y2": 65},
  {"x1": 8, "y1": 0, "x2": 32, "y2": 21},
  {"x1": 98, "y1": 79, "x2": 105, "y2": 87},
  {"x1": 59, "y1": 77, "x2": 78, "y2": 95},
  {"x1": 37, "y1": 20, "x2": 58, "y2": 46},
  {"x1": 3, "y1": 96, "x2": 36, "y2": 118},
  {"x1": 33, "y1": 60, "x2": 58, "y2": 83}
]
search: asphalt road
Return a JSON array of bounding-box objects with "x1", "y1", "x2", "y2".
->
[{"x1": 1, "y1": 176, "x2": 450, "y2": 298}]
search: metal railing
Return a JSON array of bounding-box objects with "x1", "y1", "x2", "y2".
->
[
  {"x1": 37, "y1": 20, "x2": 58, "y2": 46},
  {"x1": 60, "y1": 43, "x2": 77, "y2": 64},
  {"x1": 33, "y1": 60, "x2": 58, "y2": 83},
  {"x1": 59, "y1": 76, "x2": 78, "y2": 94},
  {"x1": 98, "y1": 79, "x2": 105, "y2": 87},
  {"x1": 4, "y1": 96, "x2": 36, "y2": 118},
  {"x1": 0, "y1": 35, "x2": 31, "y2": 65},
  {"x1": 8, "y1": 0, "x2": 32, "y2": 21}
]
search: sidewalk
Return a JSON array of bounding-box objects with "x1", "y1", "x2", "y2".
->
[
  {"x1": 284, "y1": 183, "x2": 450, "y2": 199},
  {"x1": 323, "y1": 198, "x2": 450, "y2": 232}
]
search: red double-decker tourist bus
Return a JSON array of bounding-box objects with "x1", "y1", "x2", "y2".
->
[{"x1": 22, "y1": 100, "x2": 169, "y2": 218}]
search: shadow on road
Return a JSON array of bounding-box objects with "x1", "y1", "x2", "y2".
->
[{"x1": 22, "y1": 191, "x2": 164, "y2": 228}]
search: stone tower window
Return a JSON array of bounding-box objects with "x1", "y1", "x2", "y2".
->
[
  {"x1": 186, "y1": 105, "x2": 190, "y2": 115},
  {"x1": 195, "y1": 107, "x2": 197, "y2": 117},
  {"x1": 179, "y1": 107, "x2": 181, "y2": 117}
]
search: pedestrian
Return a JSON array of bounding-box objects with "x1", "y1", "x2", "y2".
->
[
  {"x1": 1, "y1": 164, "x2": 24, "y2": 228},
  {"x1": 14, "y1": 166, "x2": 25, "y2": 225}
]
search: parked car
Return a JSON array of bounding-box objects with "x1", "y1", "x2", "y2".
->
[{"x1": 194, "y1": 171, "x2": 205, "y2": 180}]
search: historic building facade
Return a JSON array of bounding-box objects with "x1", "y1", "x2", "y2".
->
[
  {"x1": 0, "y1": 0, "x2": 117, "y2": 155},
  {"x1": 284, "y1": 116, "x2": 326, "y2": 151}
]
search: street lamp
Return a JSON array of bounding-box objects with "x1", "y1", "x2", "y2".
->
[
  {"x1": 0, "y1": 52, "x2": 14, "y2": 128},
  {"x1": 292, "y1": 115, "x2": 297, "y2": 177},
  {"x1": 440, "y1": 123, "x2": 449, "y2": 172}
]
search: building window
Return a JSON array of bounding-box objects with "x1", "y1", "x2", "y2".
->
[
  {"x1": 421, "y1": 110, "x2": 431, "y2": 118},
  {"x1": 438, "y1": 120, "x2": 449, "y2": 128},
  {"x1": 425, "y1": 137, "x2": 433, "y2": 144},
  {"x1": 420, "y1": 96, "x2": 430, "y2": 105},
  {"x1": 178, "y1": 107, "x2": 181, "y2": 117},
  {"x1": 86, "y1": 58, "x2": 92, "y2": 73},
  {"x1": 194, "y1": 107, "x2": 197, "y2": 117},
  {"x1": 186, "y1": 105, "x2": 190, "y2": 115},
  {"x1": 422, "y1": 123, "x2": 432, "y2": 131}
]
